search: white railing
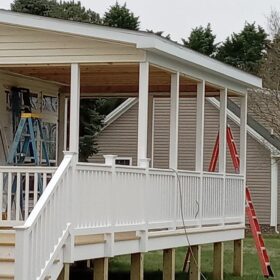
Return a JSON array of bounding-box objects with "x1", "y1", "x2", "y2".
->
[
  {"x1": 74, "y1": 162, "x2": 245, "y2": 234},
  {"x1": 13, "y1": 158, "x2": 245, "y2": 280},
  {"x1": 0, "y1": 166, "x2": 56, "y2": 225},
  {"x1": 14, "y1": 153, "x2": 74, "y2": 280}
]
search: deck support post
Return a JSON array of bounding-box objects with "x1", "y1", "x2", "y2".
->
[
  {"x1": 58, "y1": 263, "x2": 70, "y2": 280},
  {"x1": 233, "y1": 239, "x2": 243, "y2": 277},
  {"x1": 69, "y1": 63, "x2": 80, "y2": 158},
  {"x1": 163, "y1": 248, "x2": 175, "y2": 280},
  {"x1": 189, "y1": 245, "x2": 201, "y2": 280},
  {"x1": 169, "y1": 72, "x2": 180, "y2": 169},
  {"x1": 131, "y1": 253, "x2": 144, "y2": 280},
  {"x1": 137, "y1": 61, "x2": 150, "y2": 166},
  {"x1": 213, "y1": 242, "x2": 224, "y2": 280},
  {"x1": 93, "y1": 257, "x2": 109, "y2": 280}
]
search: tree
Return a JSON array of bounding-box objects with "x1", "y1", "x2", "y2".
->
[
  {"x1": 266, "y1": 9, "x2": 280, "y2": 39},
  {"x1": 216, "y1": 23, "x2": 268, "y2": 74},
  {"x1": 50, "y1": 1, "x2": 101, "y2": 24},
  {"x1": 103, "y1": 2, "x2": 140, "y2": 30},
  {"x1": 79, "y1": 99, "x2": 105, "y2": 162},
  {"x1": 11, "y1": 0, "x2": 57, "y2": 16},
  {"x1": 146, "y1": 29, "x2": 171, "y2": 40},
  {"x1": 11, "y1": 0, "x2": 101, "y2": 24},
  {"x1": 182, "y1": 24, "x2": 217, "y2": 56}
]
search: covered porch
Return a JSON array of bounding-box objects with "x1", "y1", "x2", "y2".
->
[
  {"x1": 0, "y1": 10, "x2": 260, "y2": 279},
  {"x1": 0, "y1": 61, "x2": 247, "y2": 229}
]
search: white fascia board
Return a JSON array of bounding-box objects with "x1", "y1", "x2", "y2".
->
[
  {"x1": 143, "y1": 40, "x2": 262, "y2": 89},
  {"x1": 208, "y1": 97, "x2": 280, "y2": 155},
  {"x1": 0, "y1": 10, "x2": 151, "y2": 46},
  {"x1": 0, "y1": 10, "x2": 261, "y2": 89}
]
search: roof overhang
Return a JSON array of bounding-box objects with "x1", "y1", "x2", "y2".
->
[{"x1": 0, "y1": 10, "x2": 262, "y2": 90}]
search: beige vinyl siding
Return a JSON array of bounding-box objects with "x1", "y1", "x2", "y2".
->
[
  {"x1": 91, "y1": 103, "x2": 138, "y2": 165},
  {"x1": 94, "y1": 98, "x2": 273, "y2": 224},
  {"x1": 0, "y1": 24, "x2": 145, "y2": 64}
]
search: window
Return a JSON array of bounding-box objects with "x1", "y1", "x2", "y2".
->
[{"x1": 115, "y1": 157, "x2": 132, "y2": 166}]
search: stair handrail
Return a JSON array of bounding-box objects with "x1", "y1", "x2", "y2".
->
[{"x1": 14, "y1": 152, "x2": 75, "y2": 280}]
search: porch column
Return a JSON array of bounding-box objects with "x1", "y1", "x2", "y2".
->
[
  {"x1": 169, "y1": 72, "x2": 180, "y2": 169},
  {"x1": 137, "y1": 62, "x2": 149, "y2": 166},
  {"x1": 195, "y1": 81, "x2": 205, "y2": 171},
  {"x1": 239, "y1": 94, "x2": 247, "y2": 175},
  {"x1": 147, "y1": 94, "x2": 154, "y2": 166},
  {"x1": 219, "y1": 88, "x2": 227, "y2": 173},
  {"x1": 69, "y1": 63, "x2": 80, "y2": 156}
]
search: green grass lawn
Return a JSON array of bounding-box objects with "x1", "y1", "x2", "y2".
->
[{"x1": 109, "y1": 236, "x2": 280, "y2": 280}]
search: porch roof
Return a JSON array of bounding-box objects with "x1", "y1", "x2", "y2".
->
[{"x1": 0, "y1": 9, "x2": 262, "y2": 91}]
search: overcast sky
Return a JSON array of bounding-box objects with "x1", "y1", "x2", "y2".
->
[{"x1": 1, "y1": 0, "x2": 280, "y2": 43}]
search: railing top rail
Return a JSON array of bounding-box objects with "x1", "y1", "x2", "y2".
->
[{"x1": 0, "y1": 166, "x2": 57, "y2": 172}]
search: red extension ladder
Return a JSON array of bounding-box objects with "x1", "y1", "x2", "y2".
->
[{"x1": 183, "y1": 126, "x2": 274, "y2": 278}]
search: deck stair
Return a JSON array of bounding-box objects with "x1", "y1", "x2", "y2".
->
[
  {"x1": 184, "y1": 126, "x2": 274, "y2": 278},
  {"x1": 0, "y1": 230, "x2": 15, "y2": 280}
]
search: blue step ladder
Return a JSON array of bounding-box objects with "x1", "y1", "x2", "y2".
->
[
  {"x1": 5, "y1": 113, "x2": 50, "y2": 217},
  {"x1": 7, "y1": 113, "x2": 50, "y2": 166}
]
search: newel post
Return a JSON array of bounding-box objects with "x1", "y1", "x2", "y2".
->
[
  {"x1": 104, "y1": 154, "x2": 117, "y2": 256},
  {"x1": 14, "y1": 228, "x2": 29, "y2": 280}
]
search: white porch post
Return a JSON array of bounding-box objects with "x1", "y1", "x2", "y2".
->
[
  {"x1": 219, "y1": 88, "x2": 227, "y2": 173},
  {"x1": 195, "y1": 81, "x2": 205, "y2": 171},
  {"x1": 270, "y1": 157, "x2": 278, "y2": 228},
  {"x1": 239, "y1": 95, "x2": 247, "y2": 175},
  {"x1": 69, "y1": 63, "x2": 80, "y2": 156},
  {"x1": 169, "y1": 72, "x2": 180, "y2": 169},
  {"x1": 137, "y1": 62, "x2": 149, "y2": 166}
]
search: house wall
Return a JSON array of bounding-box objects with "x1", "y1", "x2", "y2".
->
[
  {"x1": 0, "y1": 71, "x2": 59, "y2": 165},
  {"x1": 0, "y1": 24, "x2": 145, "y2": 64},
  {"x1": 93, "y1": 98, "x2": 274, "y2": 225}
]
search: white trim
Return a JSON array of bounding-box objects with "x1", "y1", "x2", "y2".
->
[
  {"x1": 208, "y1": 98, "x2": 280, "y2": 154},
  {"x1": 104, "y1": 98, "x2": 137, "y2": 127},
  {"x1": 270, "y1": 157, "x2": 278, "y2": 227},
  {"x1": 0, "y1": 10, "x2": 261, "y2": 88}
]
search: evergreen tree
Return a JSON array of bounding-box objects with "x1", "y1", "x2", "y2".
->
[
  {"x1": 182, "y1": 24, "x2": 217, "y2": 56},
  {"x1": 79, "y1": 99, "x2": 105, "y2": 162},
  {"x1": 11, "y1": 0, "x2": 57, "y2": 16},
  {"x1": 216, "y1": 23, "x2": 268, "y2": 74},
  {"x1": 50, "y1": 1, "x2": 101, "y2": 24},
  {"x1": 103, "y1": 2, "x2": 140, "y2": 30}
]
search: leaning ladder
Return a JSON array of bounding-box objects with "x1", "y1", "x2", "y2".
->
[{"x1": 183, "y1": 126, "x2": 274, "y2": 278}]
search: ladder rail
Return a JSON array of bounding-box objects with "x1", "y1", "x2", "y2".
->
[{"x1": 183, "y1": 125, "x2": 274, "y2": 278}]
